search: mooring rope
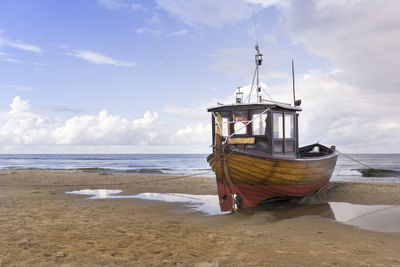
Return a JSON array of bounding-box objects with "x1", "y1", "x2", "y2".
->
[
  {"x1": 135, "y1": 170, "x2": 214, "y2": 184},
  {"x1": 335, "y1": 148, "x2": 372, "y2": 169}
]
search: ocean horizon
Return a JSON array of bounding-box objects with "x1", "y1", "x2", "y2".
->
[{"x1": 0, "y1": 153, "x2": 399, "y2": 183}]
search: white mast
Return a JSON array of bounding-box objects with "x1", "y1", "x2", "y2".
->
[
  {"x1": 244, "y1": 43, "x2": 263, "y2": 104},
  {"x1": 255, "y1": 43, "x2": 263, "y2": 103}
]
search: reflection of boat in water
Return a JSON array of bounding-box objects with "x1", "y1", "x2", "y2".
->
[
  {"x1": 207, "y1": 44, "x2": 338, "y2": 212},
  {"x1": 242, "y1": 201, "x2": 400, "y2": 233},
  {"x1": 255, "y1": 202, "x2": 336, "y2": 222}
]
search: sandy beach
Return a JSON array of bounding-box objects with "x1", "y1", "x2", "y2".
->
[{"x1": 1, "y1": 170, "x2": 400, "y2": 266}]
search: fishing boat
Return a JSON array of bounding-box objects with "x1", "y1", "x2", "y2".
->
[{"x1": 207, "y1": 44, "x2": 338, "y2": 212}]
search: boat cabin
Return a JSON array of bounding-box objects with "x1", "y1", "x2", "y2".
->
[{"x1": 208, "y1": 102, "x2": 302, "y2": 157}]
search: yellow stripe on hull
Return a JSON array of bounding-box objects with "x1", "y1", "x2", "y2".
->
[{"x1": 208, "y1": 151, "x2": 337, "y2": 186}]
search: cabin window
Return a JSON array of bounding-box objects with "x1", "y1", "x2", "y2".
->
[
  {"x1": 273, "y1": 113, "x2": 283, "y2": 138},
  {"x1": 272, "y1": 112, "x2": 296, "y2": 154},
  {"x1": 252, "y1": 111, "x2": 268, "y2": 135},
  {"x1": 284, "y1": 114, "x2": 295, "y2": 152},
  {"x1": 221, "y1": 117, "x2": 229, "y2": 136},
  {"x1": 285, "y1": 114, "x2": 294, "y2": 138},
  {"x1": 233, "y1": 111, "x2": 248, "y2": 135},
  {"x1": 215, "y1": 112, "x2": 230, "y2": 137}
]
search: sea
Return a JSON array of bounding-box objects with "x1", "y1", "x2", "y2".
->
[{"x1": 0, "y1": 154, "x2": 399, "y2": 183}]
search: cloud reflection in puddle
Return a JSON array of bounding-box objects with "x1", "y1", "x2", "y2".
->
[
  {"x1": 66, "y1": 189, "x2": 400, "y2": 232},
  {"x1": 66, "y1": 189, "x2": 226, "y2": 215}
]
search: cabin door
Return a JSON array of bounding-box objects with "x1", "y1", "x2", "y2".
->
[{"x1": 272, "y1": 112, "x2": 295, "y2": 154}]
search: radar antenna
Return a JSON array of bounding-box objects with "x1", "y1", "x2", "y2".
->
[{"x1": 244, "y1": 43, "x2": 265, "y2": 103}]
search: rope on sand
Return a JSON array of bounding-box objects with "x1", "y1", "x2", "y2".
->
[{"x1": 135, "y1": 170, "x2": 214, "y2": 184}]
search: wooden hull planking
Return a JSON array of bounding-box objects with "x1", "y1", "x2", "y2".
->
[{"x1": 207, "y1": 151, "x2": 338, "y2": 211}]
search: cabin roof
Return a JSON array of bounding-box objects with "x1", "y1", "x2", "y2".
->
[{"x1": 207, "y1": 101, "x2": 302, "y2": 112}]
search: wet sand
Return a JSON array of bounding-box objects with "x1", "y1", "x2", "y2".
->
[{"x1": 1, "y1": 170, "x2": 400, "y2": 266}]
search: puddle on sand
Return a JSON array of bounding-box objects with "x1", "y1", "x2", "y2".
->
[
  {"x1": 66, "y1": 189, "x2": 400, "y2": 232},
  {"x1": 329, "y1": 202, "x2": 400, "y2": 232},
  {"x1": 258, "y1": 201, "x2": 400, "y2": 233},
  {"x1": 66, "y1": 189, "x2": 226, "y2": 215}
]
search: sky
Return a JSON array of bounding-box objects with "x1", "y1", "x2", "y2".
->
[{"x1": 0, "y1": 0, "x2": 399, "y2": 154}]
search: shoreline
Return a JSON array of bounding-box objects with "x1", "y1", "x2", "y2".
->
[
  {"x1": 2, "y1": 166, "x2": 400, "y2": 182},
  {"x1": 1, "y1": 169, "x2": 400, "y2": 203},
  {"x1": 1, "y1": 170, "x2": 400, "y2": 265}
]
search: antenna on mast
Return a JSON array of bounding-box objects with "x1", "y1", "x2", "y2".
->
[
  {"x1": 292, "y1": 58, "x2": 301, "y2": 107},
  {"x1": 292, "y1": 58, "x2": 296, "y2": 106},
  {"x1": 243, "y1": 43, "x2": 276, "y2": 103},
  {"x1": 244, "y1": 43, "x2": 264, "y2": 103},
  {"x1": 255, "y1": 43, "x2": 263, "y2": 103}
]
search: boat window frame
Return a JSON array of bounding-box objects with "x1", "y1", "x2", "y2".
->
[
  {"x1": 251, "y1": 109, "x2": 269, "y2": 136},
  {"x1": 231, "y1": 110, "x2": 250, "y2": 136},
  {"x1": 272, "y1": 110, "x2": 297, "y2": 155},
  {"x1": 213, "y1": 111, "x2": 231, "y2": 138},
  {"x1": 284, "y1": 113, "x2": 295, "y2": 154}
]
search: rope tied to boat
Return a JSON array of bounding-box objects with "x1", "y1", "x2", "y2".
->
[
  {"x1": 335, "y1": 149, "x2": 372, "y2": 169},
  {"x1": 335, "y1": 148, "x2": 400, "y2": 177}
]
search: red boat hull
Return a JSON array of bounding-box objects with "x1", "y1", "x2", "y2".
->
[
  {"x1": 217, "y1": 178, "x2": 330, "y2": 211},
  {"x1": 207, "y1": 146, "x2": 337, "y2": 211}
]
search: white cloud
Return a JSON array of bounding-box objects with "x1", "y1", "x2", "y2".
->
[
  {"x1": 33, "y1": 62, "x2": 46, "y2": 66},
  {"x1": 210, "y1": 47, "x2": 290, "y2": 81},
  {"x1": 168, "y1": 29, "x2": 188, "y2": 37},
  {"x1": 0, "y1": 31, "x2": 42, "y2": 53},
  {"x1": 51, "y1": 110, "x2": 159, "y2": 145},
  {"x1": 99, "y1": 1, "x2": 145, "y2": 11},
  {"x1": 97, "y1": 0, "x2": 127, "y2": 9},
  {"x1": 163, "y1": 83, "x2": 274, "y2": 126},
  {"x1": 0, "y1": 97, "x2": 159, "y2": 146},
  {"x1": 0, "y1": 97, "x2": 212, "y2": 151},
  {"x1": 1, "y1": 84, "x2": 34, "y2": 91},
  {"x1": 136, "y1": 27, "x2": 163, "y2": 35},
  {"x1": 10, "y1": 96, "x2": 30, "y2": 112},
  {"x1": 0, "y1": 97, "x2": 51, "y2": 145},
  {"x1": 131, "y1": 3, "x2": 144, "y2": 11},
  {"x1": 7, "y1": 42, "x2": 42, "y2": 53},
  {"x1": 136, "y1": 27, "x2": 187, "y2": 37},
  {"x1": 169, "y1": 123, "x2": 211, "y2": 145},
  {"x1": 166, "y1": 68, "x2": 400, "y2": 153},
  {"x1": 197, "y1": 1, "x2": 400, "y2": 152},
  {"x1": 156, "y1": 0, "x2": 280, "y2": 27},
  {"x1": 1, "y1": 57, "x2": 47, "y2": 66},
  {"x1": 263, "y1": 33, "x2": 278, "y2": 45},
  {"x1": 3, "y1": 58, "x2": 20, "y2": 63},
  {"x1": 283, "y1": 0, "x2": 400, "y2": 93},
  {"x1": 68, "y1": 49, "x2": 135, "y2": 67},
  {"x1": 164, "y1": 104, "x2": 208, "y2": 120},
  {"x1": 268, "y1": 70, "x2": 400, "y2": 152},
  {"x1": 146, "y1": 14, "x2": 160, "y2": 25},
  {"x1": 251, "y1": 0, "x2": 400, "y2": 152},
  {"x1": 247, "y1": 0, "x2": 285, "y2": 7}
]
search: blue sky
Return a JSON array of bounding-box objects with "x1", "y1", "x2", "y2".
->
[{"x1": 0, "y1": 0, "x2": 399, "y2": 153}]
